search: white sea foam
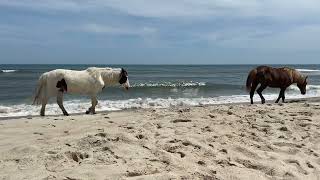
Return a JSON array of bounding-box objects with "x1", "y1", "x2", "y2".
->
[
  {"x1": 1, "y1": 88, "x2": 319, "y2": 118},
  {"x1": 1, "y1": 69, "x2": 18, "y2": 73},
  {"x1": 288, "y1": 85, "x2": 320, "y2": 91},
  {"x1": 297, "y1": 69, "x2": 320, "y2": 72},
  {"x1": 132, "y1": 81, "x2": 206, "y2": 87}
]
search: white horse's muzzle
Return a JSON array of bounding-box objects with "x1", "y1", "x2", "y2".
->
[{"x1": 122, "y1": 80, "x2": 130, "y2": 90}]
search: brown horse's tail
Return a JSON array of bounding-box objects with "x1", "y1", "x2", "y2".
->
[{"x1": 246, "y1": 69, "x2": 257, "y2": 92}]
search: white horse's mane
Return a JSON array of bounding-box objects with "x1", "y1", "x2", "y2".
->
[{"x1": 86, "y1": 67, "x2": 122, "y2": 84}]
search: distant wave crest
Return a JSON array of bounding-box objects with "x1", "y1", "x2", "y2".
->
[
  {"x1": 288, "y1": 85, "x2": 320, "y2": 91},
  {"x1": 297, "y1": 69, "x2": 320, "y2": 72},
  {"x1": 1, "y1": 69, "x2": 18, "y2": 73}
]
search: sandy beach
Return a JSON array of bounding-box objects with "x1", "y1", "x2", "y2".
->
[{"x1": 0, "y1": 101, "x2": 320, "y2": 180}]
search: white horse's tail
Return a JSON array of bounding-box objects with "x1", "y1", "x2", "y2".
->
[{"x1": 33, "y1": 74, "x2": 47, "y2": 105}]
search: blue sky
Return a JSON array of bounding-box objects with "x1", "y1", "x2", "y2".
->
[{"x1": 0, "y1": 0, "x2": 320, "y2": 64}]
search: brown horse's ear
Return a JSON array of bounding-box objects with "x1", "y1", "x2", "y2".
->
[{"x1": 305, "y1": 76, "x2": 308, "y2": 83}]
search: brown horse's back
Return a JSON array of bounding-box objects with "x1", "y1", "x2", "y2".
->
[
  {"x1": 247, "y1": 66, "x2": 293, "y2": 88},
  {"x1": 246, "y1": 66, "x2": 270, "y2": 90}
]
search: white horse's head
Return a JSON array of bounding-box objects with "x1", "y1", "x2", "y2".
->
[{"x1": 119, "y1": 68, "x2": 130, "y2": 90}]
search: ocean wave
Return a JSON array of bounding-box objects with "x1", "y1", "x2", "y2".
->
[
  {"x1": 131, "y1": 81, "x2": 206, "y2": 87},
  {"x1": 288, "y1": 85, "x2": 320, "y2": 91},
  {"x1": 1, "y1": 89, "x2": 319, "y2": 118},
  {"x1": 297, "y1": 69, "x2": 320, "y2": 72},
  {"x1": 1, "y1": 69, "x2": 18, "y2": 73}
]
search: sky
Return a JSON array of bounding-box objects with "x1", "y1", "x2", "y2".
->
[{"x1": 0, "y1": 0, "x2": 320, "y2": 64}]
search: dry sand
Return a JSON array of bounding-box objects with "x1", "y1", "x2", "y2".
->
[{"x1": 0, "y1": 101, "x2": 320, "y2": 180}]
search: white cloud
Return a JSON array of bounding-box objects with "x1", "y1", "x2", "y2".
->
[
  {"x1": 80, "y1": 23, "x2": 157, "y2": 36},
  {"x1": 201, "y1": 24, "x2": 320, "y2": 50},
  {"x1": 2, "y1": 1, "x2": 320, "y2": 51},
  {"x1": 0, "y1": 0, "x2": 84, "y2": 11},
  {"x1": 1, "y1": 0, "x2": 320, "y2": 20}
]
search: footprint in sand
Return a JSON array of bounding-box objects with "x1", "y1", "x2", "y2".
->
[
  {"x1": 65, "y1": 151, "x2": 89, "y2": 163},
  {"x1": 172, "y1": 119, "x2": 192, "y2": 123},
  {"x1": 278, "y1": 127, "x2": 288, "y2": 131},
  {"x1": 95, "y1": 132, "x2": 107, "y2": 137},
  {"x1": 197, "y1": 160, "x2": 206, "y2": 166},
  {"x1": 284, "y1": 159, "x2": 308, "y2": 175},
  {"x1": 33, "y1": 132, "x2": 43, "y2": 135},
  {"x1": 136, "y1": 134, "x2": 144, "y2": 139},
  {"x1": 306, "y1": 161, "x2": 314, "y2": 169},
  {"x1": 177, "y1": 152, "x2": 186, "y2": 158}
]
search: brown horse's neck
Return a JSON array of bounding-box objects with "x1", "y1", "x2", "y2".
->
[{"x1": 291, "y1": 70, "x2": 304, "y2": 84}]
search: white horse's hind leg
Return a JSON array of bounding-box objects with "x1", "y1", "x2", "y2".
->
[
  {"x1": 86, "y1": 96, "x2": 98, "y2": 114},
  {"x1": 40, "y1": 98, "x2": 48, "y2": 116},
  {"x1": 57, "y1": 91, "x2": 69, "y2": 116}
]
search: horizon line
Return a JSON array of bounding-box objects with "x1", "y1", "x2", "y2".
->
[{"x1": 1, "y1": 63, "x2": 320, "y2": 65}]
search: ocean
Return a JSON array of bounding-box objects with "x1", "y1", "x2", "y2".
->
[{"x1": 1, "y1": 64, "x2": 320, "y2": 117}]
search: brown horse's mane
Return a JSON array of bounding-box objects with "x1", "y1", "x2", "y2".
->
[{"x1": 279, "y1": 67, "x2": 305, "y2": 84}]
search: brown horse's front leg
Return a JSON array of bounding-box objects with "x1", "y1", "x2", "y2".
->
[
  {"x1": 275, "y1": 89, "x2": 285, "y2": 103},
  {"x1": 281, "y1": 88, "x2": 286, "y2": 103}
]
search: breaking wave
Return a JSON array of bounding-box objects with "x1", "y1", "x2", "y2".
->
[
  {"x1": 288, "y1": 85, "x2": 320, "y2": 91},
  {"x1": 1, "y1": 69, "x2": 18, "y2": 73},
  {"x1": 297, "y1": 69, "x2": 320, "y2": 72}
]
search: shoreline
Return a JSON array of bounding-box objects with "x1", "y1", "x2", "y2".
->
[{"x1": 0, "y1": 96, "x2": 317, "y2": 121}]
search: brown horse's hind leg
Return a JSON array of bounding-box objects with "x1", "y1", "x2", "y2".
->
[
  {"x1": 282, "y1": 90, "x2": 286, "y2": 103},
  {"x1": 257, "y1": 84, "x2": 267, "y2": 104},
  {"x1": 250, "y1": 82, "x2": 258, "y2": 104}
]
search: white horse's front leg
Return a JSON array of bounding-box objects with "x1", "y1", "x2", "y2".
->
[
  {"x1": 86, "y1": 96, "x2": 98, "y2": 114},
  {"x1": 57, "y1": 91, "x2": 69, "y2": 116}
]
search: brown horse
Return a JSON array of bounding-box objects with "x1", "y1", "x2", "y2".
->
[{"x1": 246, "y1": 66, "x2": 308, "y2": 104}]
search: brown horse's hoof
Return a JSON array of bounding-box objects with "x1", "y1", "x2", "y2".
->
[{"x1": 85, "y1": 110, "x2": 96, "y2": 115}]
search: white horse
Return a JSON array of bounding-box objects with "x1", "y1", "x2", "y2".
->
[{"x1": 33, "y1": 67, "x2": 130, "y2": 116}]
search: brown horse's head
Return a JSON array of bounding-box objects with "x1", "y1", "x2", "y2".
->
[{"x1": 297, "y1": 76, "x2": 308, "y2": 95}]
